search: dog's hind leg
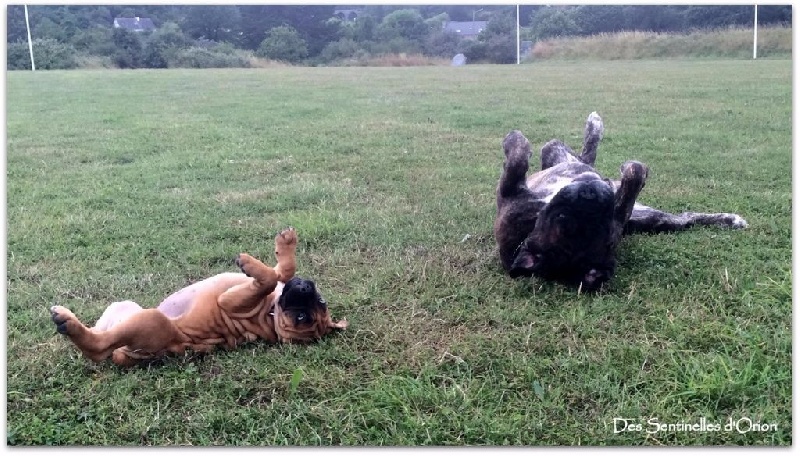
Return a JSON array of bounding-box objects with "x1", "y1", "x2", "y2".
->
[
  {"x1": 540, "y1": 140, "x2": 581, "y2": 170},
  {"x1": 50, "y1": 305, "x2": 189, "y2": 364},
  {"x1": 613, "y1": 161, "x2": 649, "y2": 228},
  {"x1": 624, "y1": 204, "x2": 748, "y2": 235},
  {"x1": 540, "y1": 112, "x2": 604, "y2": 170},
  {"x1": 92, "y1": 300, "x2": 144, "y2": 331}
]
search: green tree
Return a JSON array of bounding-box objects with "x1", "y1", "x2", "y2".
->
[
  {"x1": 529, "y1": 7, "x2": 581, "y2": 41},
  {"x1": 353, "y1": 14, "x2": 377, "y2": 42},
  {"x1": 377, "y1": 9, "x2": 428, "y2": 42},
  {"x1": 572, "y1": 6, "x2": 627, "y2": 36},
  {"x1": 70, "y1": 27, "x2": 115, "y2": 56},
  {"x1": 182, "y1": 5, "x2": 240, "y2": 42},
  {"x1": 238, "y1": 5, "x2": 337, "y2": 56},
  {"x1": 7, "y1": 5, "x2": 29, "y2": 43},
  {"x1": 257, "y1": 26, "x2": 308, "y2": 63},
  {"x1": 7, "y1": 38, "x2": 78, "y2": 70},
  {"x1": 476, "y1": 12, "x2": 516, "y2": 63},
  {"x1": 112, "y1": 27, "x2": 143, "y2": 68},
  {"x1": 33, "y1": 17, "x2": 66, "y2": 41},
  {"x1": 320, "y1": 38, "x2": 361, "y2": 62},
  {"x1": 423, "y1": 12, "x2": 449, "y2": 31},
  {"x1": 423, "y1": 30, "x2": 460, "y2": 58},
  {"x1": 143, "y1": 22, "x2": 189, "y2": 68}
]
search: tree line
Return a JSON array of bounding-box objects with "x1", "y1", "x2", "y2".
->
[
  {"x1": 6, "y1": 5, "x2": 792, "y2": 70},
  {"x1": 526, "y1": 5, "x2": 791, "y2": 41}
]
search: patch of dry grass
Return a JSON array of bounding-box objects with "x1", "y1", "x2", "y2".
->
[
  {"x1": 336, "y1": 53, "x2": 450, "y2": 67},
  {"x1": 530, "y1": 26, "x2": 791, "y2": 60}
]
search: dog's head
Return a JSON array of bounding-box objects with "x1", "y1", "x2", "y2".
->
[
  {"x1": 510, "y1": 179, "x2": 618, "y2": 291},
  {"x1": 272, "y1": 276, "x2": 348, "y2": 343}
]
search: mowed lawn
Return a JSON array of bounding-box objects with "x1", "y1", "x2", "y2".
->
[{"x1": 6, "y1": 60, "x2": 791, "y2": 445}]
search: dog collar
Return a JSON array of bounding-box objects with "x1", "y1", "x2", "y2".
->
[{"x1": 512, "y1": 239, "x2": 525, "y2": 258}]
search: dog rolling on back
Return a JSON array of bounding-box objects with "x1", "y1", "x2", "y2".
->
[
  {"x1": 50, "y1": 228, "x2": 347, "y2": 367},
  {"x1": 494, "y1": 112, "x2": 747, "y2": 291}
]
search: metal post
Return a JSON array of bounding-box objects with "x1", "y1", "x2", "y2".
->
[
  {"x1": 516, "y1": 4, "x2": 520, "y2": 64},
  {"x1": 24, "y1": 5, "x2": 35, "y2": 71},
  {"x1": 753, "y1": 4, "x2": 758, "y2": 59}
]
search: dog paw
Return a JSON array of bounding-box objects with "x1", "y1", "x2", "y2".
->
[
  {"x1": 50, "y1": 305, "x2": 79, "y2": 335},
  {"x1": 585, "y1": 112, "x2": 604, "y2": 140},
  {"x1": 234, "y1": 253, "x2": 257, "y2": 277},
  {"x1": 581, "y1": 268, "x2": 609, "y2": 292},
  {"x1": 620, "y1": 161, "x2": 649, "y2": 182},
  {"x1": 276, "y1": 227, "x2": 297, "y2": 246},
  {"x1": 503, "y1": 131, "x2": 532, "y2": 160},
  {"x1": 725, "y1": 214, "x2": 748, "y2": 229},
  {"x1": 275, "y1": 227, "x2": 298, "y2": 258}
]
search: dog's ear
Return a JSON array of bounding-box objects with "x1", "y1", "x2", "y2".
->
[
  {"x1": 509, "y1": 251, "x2": 537, "y2": 278},
  {"x1": 328, "y1": 318, "x2": 348, "y2": 330}
]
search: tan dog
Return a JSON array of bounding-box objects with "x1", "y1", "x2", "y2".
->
[{"x1": 49, "y1": 228, "x2": 347, "y2": 367}]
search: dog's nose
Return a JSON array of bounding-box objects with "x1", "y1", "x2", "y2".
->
[
  {"x1": 296, "y1": 281, "x2": 313, "y2": 294},
  {"x1": 570, "y1": 181, "x2": 612, "y2": 203},
  {"x1": 577, "y1": 185, "x2": 597, "y2": 200}
]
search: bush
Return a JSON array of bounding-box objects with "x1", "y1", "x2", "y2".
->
[
  {"x1": 73, "y1": 54, "x2": 115, "y2": 69},
  {"x1": 7, "y1": 42, "x2": 33, "y2": 70},
  {"x1": 112, "y1": 28, "x2": 143, "y2": 69},
  {"x1": 143, "y1": 22, "x2": 189, "y2": 69},
  {"x1": 7, "y1": 39, "x2": 78, "y2": 70},
  {"x1": 423, "y1": 30, "x2": 461, "y2": 58},
  {"x1": 320, "y1": 38, "x2": 361, "y2": 62},
  {"x1": 70, "y1": 27, "x2": 115, "y2": 57},
  {"x1": 484, "y1": 35, "x2": 516, "y2": 64},
  {"x1": 256, "y1": 26, "x2": 308, "y2": 63},
  {"x1": 168, "y1": 46, "x2": 251, "y2": 68},
  {"x1": 369, "y1": 37, "x2": 422, "y2": 55},
  {"x1": 459, "y1": 40, "x2": 488, "y2": 63}
]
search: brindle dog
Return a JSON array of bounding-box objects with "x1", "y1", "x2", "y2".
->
[
  {"x1": 494, "y1": 112, "x2": 747, "y2": 291},
  {"x1": 50, "y1": 228, "x2": 347, "y2": 367}
]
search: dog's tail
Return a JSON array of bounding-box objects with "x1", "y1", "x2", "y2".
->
[{"x1": 579, "y1": 111, "x2": 604, "y2": 166}]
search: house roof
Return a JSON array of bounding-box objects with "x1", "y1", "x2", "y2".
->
[
  {"x1": 333, "y1": 7, "x2": 362, "y2": 20},
  {"x1": 113, "y1": 17, "x2": 156, "y2": 32},
  {"x1": 443, "y1": 21, "x2": 487, "y2": 36}
]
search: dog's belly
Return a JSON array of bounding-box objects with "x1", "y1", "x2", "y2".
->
[
  {"x1": 157, "y1": 273, "x2": 248, "y2": 318},
  {"x1": 527, "y1": 163, "x2": 605, "y2": 204},
  {"x1": 157, "y1": 273, "x2": 286, "y2": 319}
]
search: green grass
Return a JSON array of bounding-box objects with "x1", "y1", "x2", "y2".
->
[
  {"x1": 530, "y1": 26, "x2": 792, "y2": 60},
  {"x1": 6, "y1": 60, "x2": 791, "y2": 446}
]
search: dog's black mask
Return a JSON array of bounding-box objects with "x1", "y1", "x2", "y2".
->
[
  {"x1": 278, "y1": 276, "x2": 327, "y2": 327},
  {"x1": 510, "y1": 180, "x2": 617, "y2": 291}
]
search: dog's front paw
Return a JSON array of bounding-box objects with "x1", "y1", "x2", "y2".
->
[
  {"x1": 234, "y1": 253, "x2": 257, "y2": 277},
  {"x1": 50, "y1": 305, "x2": 80, "y2": 336}
]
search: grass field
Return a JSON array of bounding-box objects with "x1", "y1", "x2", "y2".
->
[{"x1": 6, "y1": 60, "x2": 791, "y2": 446}]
